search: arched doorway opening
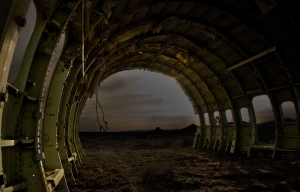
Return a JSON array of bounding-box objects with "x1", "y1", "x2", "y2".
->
[{"x1": 80, "y1": 70, "x2": 199, "y2": 132}]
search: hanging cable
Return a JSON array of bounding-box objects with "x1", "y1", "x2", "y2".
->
[
  {"x1": 81, "y1": 0, "x2": 85, "y2": 77},
  {"x1": 93, "y1": 10, "x2": 109, "y2": 133},
  {"x1": 96, "y1": 84, "x2": 109, "y2": 130},
  {"x1": 95, "y1": 87, "x2": 101, "y2": 132},
  {"x1": 94, "y1": 86, "x2": 108, "y2": 132},
  {"x1": 95, "y1": 86, "x2": 104, "y2": 132},
  {"x1": 96, "y1": 23, "x2": 109, "y2": 131}
]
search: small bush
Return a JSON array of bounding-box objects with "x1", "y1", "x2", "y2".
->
[
  {"x1": 186, "y1": 177, "x2": 201, "y2": 186},
  {"x1": 150, "y1": 138, "x2": 172, "y2": 149},
  {"x1": 146, "y1": 135, "x2": 154, "y2": 140},
  {"x1": 140, "y1": 162, "x2": 174, "y2": 183},
  {"x1": 181, "y1": 136, "x2": 194, "y2": 147}
]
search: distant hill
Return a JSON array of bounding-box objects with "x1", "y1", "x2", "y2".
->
[
  {"x1": 242, "y1": 121, "x2": 250, "y2": 125},
  {"x1": 179, "y1": 124, "x2": 197, "y2": 132},
  {"x1": 154, "y1": 127, "x2": 164, "y2": 131},
  {"x1": 257, "y1": 121, "x2": 275, "y2": 127},
  {"x1": 284, "y1": 118, "x2": 297, "y2": 122},
  {"x1": 123, "y1": 130, "x2": 149, "y2": 132},
  {"x1": 257, "y1": 118, "x2": 297, "y2": 126},
  {"x1": 150, "y1": 124, "x2": 198, "y2": 132},
  {"x1": 121, "y1": 124, "x2": 200, "y2": 133}
]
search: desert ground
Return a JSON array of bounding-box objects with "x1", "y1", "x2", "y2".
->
[{"x1": 70, "y1": 128, "x2": 300, "y2": 192}]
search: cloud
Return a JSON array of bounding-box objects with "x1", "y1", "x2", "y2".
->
[
  {"x1": 79, "y1": 70, "x2": 200, "y2": 132},
  {"x1": 82, "y1": 106, "x2": 164, "y2": 117},
  {"x1": 149, "y1": 115, "x2": 196, "y2": 122},
  {"x1": 100, "y1": 94, "x2": 166, "y2": 106},
  {"x1": 99, "y1": 74, "x2": 142, "y2": 93}
]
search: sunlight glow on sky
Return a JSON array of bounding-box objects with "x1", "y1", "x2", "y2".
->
[{"x1": 79, "y1": 70, "x2": 200, "y2": 132}]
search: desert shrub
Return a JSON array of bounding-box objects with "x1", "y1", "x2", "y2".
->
[
  {"x1": 186, "y1": 177, "x2": 201, "y2": 186},
  {"x1": 95, "y1": 140, "x2": 102, "y2": 145},
  {"x1": 120, "y1": 185, "x2": 132, "y2": 192},
  {"x1": 181, "y1": 136, "x2": 194, "y2": 147},
  {"x1": 140, "y1": 161, "x2": 174, "y2": 183},
  {"x1": 172, "y1": 139, "x2": 182, "y2": 147},
  {"x1": 117, "y1": 134, "x2": 132, "y2": 140},
  {"x1": 95, "y1": 173, "x2": 118, "y2": 186},
  {"x1": 171, "y1": 136, "x2": 194, "y2": 148},
  {"x1": 104, "y1": 134, "x2": 131, "y2": 141},
  {"x1": 130, "y1": 140, "x2": 153, "y2": 150},
  {"x1": 146, "y1": 135, "x2": 154, "y2": 140},
  {"x1": 150, "y1": 138, "x2": 172, "y2": 149}
]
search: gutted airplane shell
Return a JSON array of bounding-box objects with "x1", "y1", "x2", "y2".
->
[{"x1": 0, "y1": 0, "x2": 299, "y2": 191}]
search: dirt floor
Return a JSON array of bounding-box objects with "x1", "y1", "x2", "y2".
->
[{"x1": 70, "y1": 131, "x2": 300, "y2": 192}]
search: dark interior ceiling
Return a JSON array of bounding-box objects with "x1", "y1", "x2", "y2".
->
[{"x1": 65, "y1": 0, "x2": 300, "y2": 114}]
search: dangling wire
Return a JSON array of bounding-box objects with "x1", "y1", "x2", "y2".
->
[
  {"x1": 95, "y1": 86, "x2": 102, "y2": 132},
  {"x1": 96, "y1": 84, "x2": 109, "y2": 130},
  {"x1": 81, "y1": 0, "x2": 85, "y2": 77},
  {"x1": 93, "y1": 12, "x2": 109, "y2": 133},
  {"x1": 95, "y1": 86, "x2": 108, "y2": 132},
  {"x1": 100, "y1": 21, "x2": 106, "y2": 71}
]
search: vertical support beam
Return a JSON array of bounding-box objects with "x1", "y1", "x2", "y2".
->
[
  {"x1": 268, "y1": 94, "x2": 283, "y2": 159},
  {"x1": 0, "y1": 0, "x2": 19, "y2": 185},
  {"x1": 292, "y1": 86, "x2": 300, "y2": 133},
  {"x1": 43, "y1": 57, "x2": 76, "y2": 185},
  {"x1": 0, "y1": 1, "x2": 50, "y2": 191},
  {"x1": 247, "y1": 100, "x2": 258, "y2": 157},
  {"x1": 207, "y1": 111, "x2": 214, "y2": 149},
  {"x1": 69, "y1": 84, "x2": 85, "y2": 165},
  {"x1": 39, "y1": 0, "x2": 82, "y2": 189},
  {"x1": 59, "y1": 62, "x2": 82, "y2": 177},
  {"x1": 193, "y1": 113, "x2": 204, "y2": 148},
  {"x1": 72, "y1": 96, "x2": 86, "y2": 159},
  {"x1": 71, "y1": 85, "x2": 86, "y2": 165},
  {"x1": 230, "y1": 103, "x2": 240, "y2": 153},
  {"x1": 218, "y1": 110, "x2": 226, "y2": 151},
  {"x1": 57, "y1": 62, "x2": 78, "y2": 184},
  {"x1": 64, "y1": 81, "x2": 80, "y2": 176},
  {"x1": 64, "y1": 72, "x2": 89, "y2": 168}
]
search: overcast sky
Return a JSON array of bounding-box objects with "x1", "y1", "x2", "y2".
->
[
  {"x1": 79, "y1": 70, "x2": 200, "y2": 132},
  {"x1": 8, "y1": 1, "x2": 297, "y2": 133}
]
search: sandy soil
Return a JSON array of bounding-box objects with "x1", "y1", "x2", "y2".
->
[{"x1": 70, "y1": 132, "x2": 300, "y2": 192}]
